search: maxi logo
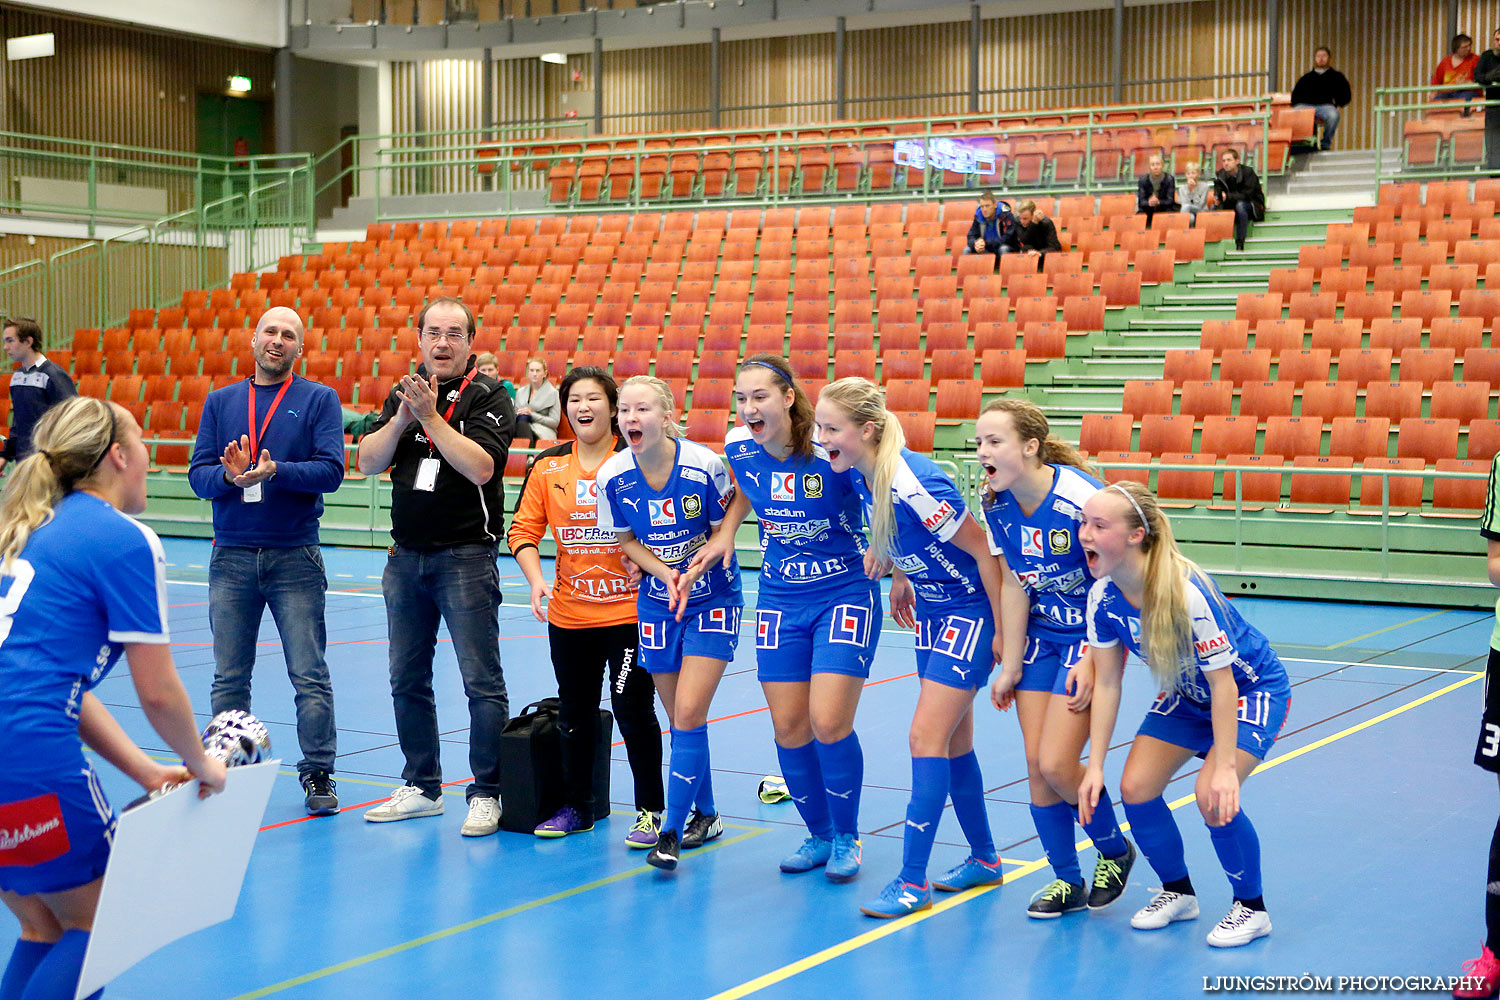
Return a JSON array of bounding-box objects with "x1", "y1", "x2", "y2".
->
[{"x1": 921, "y1": 500, "x2": 956, "y2": 533}]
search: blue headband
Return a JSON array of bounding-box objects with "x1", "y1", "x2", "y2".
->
[{"x1": 743, "y1": 360, "x2": 792, "y2": 385}]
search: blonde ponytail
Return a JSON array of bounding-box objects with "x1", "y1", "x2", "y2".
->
[
  {"x1": 621, "y1": 375, "x2": 685, "y2": 437},
  {"x1": 820, "y1": 377, "x2": 906, "y2": 562},
  {"x1": 981, "y1": 398, "x2": 1097, "y2": 477},
  {"x1": 0, "y1": 397, "x2": 122, "y2": 571}
]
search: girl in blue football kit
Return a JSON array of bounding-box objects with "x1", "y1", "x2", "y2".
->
[
  {"x1": 975, "y1": 400, "x2": 1137, "y2": 918},
  {"x1": 596, "y1": 376, "x2": 743, "y2": 871},
  {"x1": 685, "y1": 355, "x2": 880, "y2": 883},
  {"x1": 1077, "y1": 479, "x2": 1290, "y2": 949},
  {"x1": 814, "y1": 378, "x2": 1005, "y2": 919},
  {"x1": 0, "y1": 397, "x2": 226, "y2": 1000}
]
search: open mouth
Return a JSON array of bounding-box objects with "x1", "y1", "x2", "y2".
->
[
  {"x1": 626, "y1": 429, "x2": 643, "y2": 445},
  {"x1": 747, "y1": 418, "x2": 765, "y2": 434},
  {"x1": 1083, "y1": 547, "x2": 1100, "y2": 570},
  {"x1": 826, "y1": 446, "x2": 841, "y2": 463},
  {"x1": 575, "y1": 413, "x2": 595, "y2": 425},
  {"x1": 981, "y1": 462, "x2": 997, "y2": 477}
]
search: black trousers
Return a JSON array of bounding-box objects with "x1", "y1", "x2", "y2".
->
[{"x1": 549, "y1": 620, "x2": 664, "y2": 813}]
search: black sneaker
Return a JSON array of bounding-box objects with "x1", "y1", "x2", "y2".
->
[
  {"x1": 680, "y1": 809, "x2": 723, "y2": 849},
  {"x1": 1088, "y1": 840, "x2": 1136, "y2": 910},
  {"x1": 301, "y1": 770, "x2": 338, "y2": 816},
  {"x1": 647, "y1": 829, "x2": 681, "y2": 871},
  {"x1": 1026, "y1": 879, "x2": 1087, "y2": 919}
]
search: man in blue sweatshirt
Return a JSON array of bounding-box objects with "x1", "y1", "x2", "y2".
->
[
  {"x1": 188, "y1": 306, "x2": 346, "y2": 815},
  {"x1": 964, "y1": 191, "x2": 1015, "y2": 268}
]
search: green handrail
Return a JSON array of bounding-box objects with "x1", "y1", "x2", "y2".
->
[{"x1": 1372, "y1": 84, "x2": 1499, "y2": 192}]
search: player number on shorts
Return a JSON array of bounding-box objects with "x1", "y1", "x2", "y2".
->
[
  {"x1": 0, "y1": 558, "x2": 36, "y2": 647},
  {"x1": 1483, "y1": 723, "x2": 1500, "y2": 759}
]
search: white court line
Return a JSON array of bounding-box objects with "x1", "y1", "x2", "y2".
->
[{"x1": 1281, "y1": 655, "x2": 1482, "y2": 674}]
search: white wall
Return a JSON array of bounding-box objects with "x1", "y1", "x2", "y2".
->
[{"x1": 6, "y1": 0, "x2": 287, "y2": 50}]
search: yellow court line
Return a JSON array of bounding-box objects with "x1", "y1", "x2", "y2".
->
[
  {"x1": 226, "y1": 825, "x2": 769, "y2": 1000},
  {"x1": 703, "y1": 670, "x2": 1483, "y2": 1000},
  {"x1": 1319, "y1": 608, "x2": 1450, "y2": 650}
]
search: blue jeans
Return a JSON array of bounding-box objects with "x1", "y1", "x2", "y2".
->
[
  {"x1": 383, "y1": 543, "x2": 509, "y2": 801},
  {"x1": 209, "y1": 544, "x2": 337, "y2": 776},
  {"x1": 1295, "y1": 103, "x2": 1340, "y2": 149}
]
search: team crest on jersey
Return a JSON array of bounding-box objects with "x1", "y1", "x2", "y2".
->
[
  {"x1": 1047, "y1": 528, "x2": 1071, "y2": 554},
  {"x1": 1021, "y1": 526, "x2": 1044, "y2": 557},
  {"x1": 682, "y1": 494, "x2": 702, "y2": 519},
  {"x1": 576, "y1": 479, "x2": 598, "y2": 506},
  {"x1": 771, "y1": 472, "x2": 795, "y2": 501},
  {"x1": 649, "y1": 499, "x2": 677, "y2": 526},
  {"x1": 802, "y1": 474, "x2": 823, "y2": 498}
]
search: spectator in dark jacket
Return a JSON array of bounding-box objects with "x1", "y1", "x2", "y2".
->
[
  {"x1": 1477, "y1": 29, "x2": 1500, "y2": 173},
  {"x1": 1213, "y1": 149, "x2": 1266, "y2": 251},
  {"x1": 1, "y1": 316, "x2": 76, "y2": 475},
  {"x1": 965, "y1": 191, "x2": 1015, "y2": 267},
  {"x1": 1008, "y1": 200, "x2": 1062, "y2": 271},
  {"x1": 1290, "y1": 46, "x2": 1353, "y2": 150},
  {"x1": 1136, "y1": 154, "x2": 1179, "y2": 228}
]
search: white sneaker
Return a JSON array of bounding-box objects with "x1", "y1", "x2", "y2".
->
[
  {"x1": 1206, "y1": 901, "x2": 1272, "y2": 947},
  {"x1": 460, "y1": 795, "x2": 501, "y2": 837},
  {"x1": 1130, "y1": 889, "x2": 1200, "y2": 929},
  {"x1": 364, "y1": 784, "x2": 444, "y2": 823}
]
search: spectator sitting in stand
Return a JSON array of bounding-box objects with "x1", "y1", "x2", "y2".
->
[
  {"x1": 965, "y1": 191, "x2": 1015, "y2": 268},
  {"x1": 1434, "y1": 34, "x2": 1482, "y2": 104},
  {"x1": 1179, "y1": 160, "x2": 1213, "y2": 226},
  {"x1": 1008, "y1": 200, "x2": 1062, "y2": 271},
  {"x1": 1213, "y1": 149, "x2": 1265, "y2": 252},
  {"x1": 1136, "y1": 154, "x2": 1179, "y2": 229},
  {"x1": 1290, "y1": 46, "x2": 1353, "y2": 151}
]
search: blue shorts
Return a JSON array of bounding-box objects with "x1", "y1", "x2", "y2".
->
[
  {"x1": 755, "y1": 580, "x2": 882, "y2": 683},
  {"x1": 0, "y1": 761, "x2": 115, "y2": 896},
  {"x1": 914, "y1": 607, "x2": 996, "y2": 691},
  {"x1": 1017, "y1": 635, "x2": 1088, "y2": 694},
  {"x1": 1136, "y1": 680, "x2": 1291, "y2": 760},
  {"x1": 637, "y1": 602, "x2": 742, "y2": 674}
]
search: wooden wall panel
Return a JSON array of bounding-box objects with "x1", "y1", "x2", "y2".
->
[
  {"x1": 601, "y1": 42, "x2": 712, "y2": 134},
  {"x1": 978, "y1": 9, "x2": 1113, "y2": 112}
]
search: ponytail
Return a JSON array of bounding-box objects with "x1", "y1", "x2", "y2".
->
[
  {"x1": 981, "y1": 398, "x2": 1097, "y2": 477},
  {"x1": 0, "y1": 397, "x2": 122, "y2": 571},
  {"x1": 740, "y1": 353, "x2": 815, "y2": 458},
  {"x1": 821, "y1": 377, "x2": 906, "y2": 562},
  {"x1": 621, "y1": 375, "x2": 685, "y2": 437}
]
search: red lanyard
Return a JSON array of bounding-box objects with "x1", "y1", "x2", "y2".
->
[
  {"x1": 247, "y1": 376, "x2": 294, "y2": 456},
  {"x1": 428, "y1": 369, "x2": 478, "y2": 455}
]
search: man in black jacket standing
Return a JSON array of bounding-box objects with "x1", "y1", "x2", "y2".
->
[
  {"x1": 1214, "y1": 149, "x2": 1265, "y2": 252},
  {"x1": 0, "y1": 316, "x2": 75, "y2": 475},
  {"x1": 1477, "y1": 29, "x2": 1500, "y2": 174},
  {"x1": 1290, "y1": 46, "x2": 1353, "y2": 151}
]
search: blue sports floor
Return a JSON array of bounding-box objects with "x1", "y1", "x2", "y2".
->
[{"x1": 68, "y1": 539, "x2": 1497, "y2": 999}]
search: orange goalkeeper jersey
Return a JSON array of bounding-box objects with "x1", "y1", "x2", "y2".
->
[{"x1": 506, "y1": 440, "x2": 637, "y2": 628}]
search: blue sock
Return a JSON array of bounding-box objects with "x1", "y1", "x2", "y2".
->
[
  {"x1": 777, "y1": 740, "x2": 834, "y2": 839},
  {"x1": 694, "y1": 733, "x2": 716, "y2": 817},
  {"x1": 1207, "y1": 810, "x2": 1263, "y2": 900},
  {"x1": 17, "y1": 930, "x2": 99, "y2": 1000},
  {"x1": 899, "y1": 756, "x2": 950, "y2": 885},
  {"x1": 814, "y1": 732, "x2": 863, "y2": 836},
  {"x1": 1123, "y1": 796, "x2": 1190, "y2": 885},
  {"x1": 666, "y1": 725, "x2": 710, "y2": 835},
  {"x1": 1, "y1": 940, "x2": 50, "y2": 1000},
  {"x1": 1030, "y1": 801, "x2": 1082, "y2": 884},
  {"x1": 947, "y1": 751, "x2": 997, "y2": 863},
  {"x1": 1074, "y1": 787, "x2": 1130, "y2": 859}
]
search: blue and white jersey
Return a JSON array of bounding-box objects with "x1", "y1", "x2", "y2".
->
[
  {"x1": 724, "y1": 426, "x2": 868, "y2": 597},
  {"x1": 596, "y1": 437, "x2": 743, "y2": 615},
  {"x1": 851, "y1": 448, "x2": 984, "y2": 610},
  {"x1": 1086, "y1": 570, "x2": 1288, "y2": 705},
  {"x1": 0, "y1": 492, "x2": 169, "y2": 767},
  {"x1": 982, "y1": 464, "x2": 1102, "y2": 642}
]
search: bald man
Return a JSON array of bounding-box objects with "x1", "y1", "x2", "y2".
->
[{"x1": 188, "y1": 307, "x2": 346, "y2": 815}]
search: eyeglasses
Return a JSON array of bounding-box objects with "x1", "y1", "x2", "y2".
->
[{"x1": 420, "y1": 330, "x2": 470, "y2": 344}]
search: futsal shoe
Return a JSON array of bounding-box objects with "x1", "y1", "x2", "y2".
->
[
  {"x1": 647, "y1": 830, "x2": 681, "y2": 871},
  {"x1": 779, "y1": 835, "x2": 833, "y2": 873},
  {"x1": 1026, "y1": 879, "x2": 1088, "y2": 918},
  {"x1": 461, "y1": 795, "x2": 501, "y2": 837},
  {"x1": 933, "y1": 855, "x2": 1003, "y2": 892},
  {"x1": 1206, "y1": 902, "x2": 1272, "y2": 947},
  {"x1": 859, "y1": 877, "x2": 932, "y2": 918},
  {"x1": 1130, "y1": 889, "x2": 1200, "y2": 929},
  {"x1": 1088, "y1": 840, "x2": 1137, "y2": 910},
  {"x1": 364, "y1": 784, "x2": 443, "y2": 823},
  {"x1": 680, "y1": 809, "x2": 723, "y2": 848},
  {"x1": 1454, "y1": 944, "x2": 1500, "y2": 998},
  {"x1": 625, "y1": 810, "x2": 661, "y2": 849},
  {"x1": 534, "y1": 805, "x2": 594, "y2": 838},
  {"x1": 301, "y1": 770, "x2": 338, "y2": 816},
  {"x1": 825, "y1": 833, "x2": 863, "y2": 883}
]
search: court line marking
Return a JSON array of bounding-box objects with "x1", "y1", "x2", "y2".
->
[
  {"x1": 222, "y1": 825, "x2": 770, "y2": 1000},
  {"x1": 1281, "y1": 655, "x2": 1482, "y2": 674},
  {"x1": 1318, "y1": 608, "x2": 1450, "y2": 649},
  {"x1": 701, "y1": 670, "x2": 1483, "y2": 1000}
]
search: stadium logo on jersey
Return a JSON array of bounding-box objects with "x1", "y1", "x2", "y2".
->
[
  {"x1": 682, "y1": 494, "x2": 702, "y2": 519},
  {"x1": 699, "y1": 606, "x2": 739, "y2": 635},
  {"x1": 1021, "y1": 526, "x2": 1044, "y2": 557},
  {"x1": 771, "y1": 472, "x2": 795, "y2": 501},
  {"x1": 756, "y1": 609, "x2": 782, "y2": 649},
  {"x1": 649, "y1": 499, "x2": 677, "y2": 526},
  {"x1": 639, "y1": 620, "x2": 667, "y2": 650},
  {"x1": 829, "y1": 604, "x2": 872, "y2": 647},
  {"x1": 802, "y1": 473, "x2": 823, "y2": 498},
  {"x1": 1047, "y1": 528, "x2": 1072, "y2": 554},
  {"x1": 921, "y1": 500, "x2": 956, "y2": 533},
  {"x1": 1195, "y1": 630, "x2": 1230, "y2": 658},
  {"x1": 931, "y1": 615, "x2": 982, "y2": 661},
  {"x1": 576, "y1": 479, "x2": 598, "y2": 506}
]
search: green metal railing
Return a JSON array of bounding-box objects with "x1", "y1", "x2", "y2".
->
[{"x1": 1373, "y1": 83, "x2": 1499, "y2": 191}]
